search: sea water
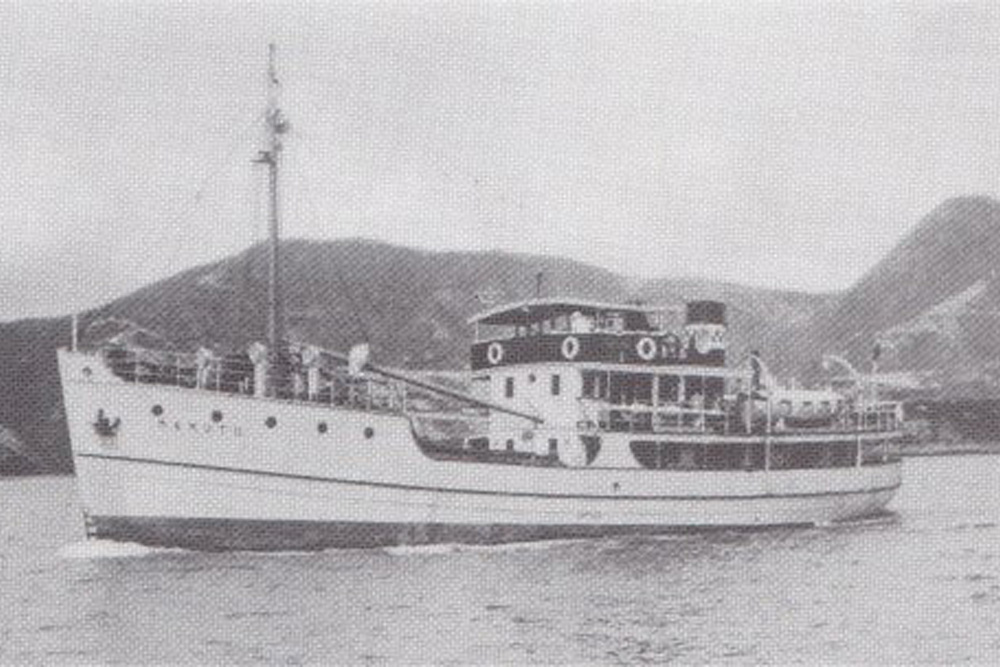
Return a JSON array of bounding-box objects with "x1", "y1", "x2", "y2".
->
[{"x1": 1, "y1": 456, "x2": 998, "y2": 664}]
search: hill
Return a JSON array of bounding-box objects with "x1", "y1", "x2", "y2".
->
[
  {"x1": 805, "y1": 196, "x2": 1000, "y2": 393},
  {"x1": 0, "y1": 239, "x2": 827, "y2": 474}
]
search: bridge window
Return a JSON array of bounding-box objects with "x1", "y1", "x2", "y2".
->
[
  {"x1": 551, "y1": 374, "x2": 561, "y2": 396},
  {"x1": 601, "y1": 313, "x2": 624, "y2": 333},
  {"x1": 505, "y1": 377, "x2": 515, "y2": 398},
  {"x1": 570, "y1": 311, "x2": 594, "y2": 333},
  {"x1": 624, "y1": 311, "x2": 651, "y2": 331}
]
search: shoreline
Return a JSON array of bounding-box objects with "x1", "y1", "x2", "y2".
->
[{"x1": 901, "y1": 443, "x2": 1000, "y2": 457}]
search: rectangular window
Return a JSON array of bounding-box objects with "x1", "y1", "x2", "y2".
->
[
  {"x1": 705, "y1": 378, "x2": 724, "y2": 409},
  {"x1": 548, "y1": 438, "x2": 558, "y2": 456},
  {"x1": 658, "y1": 375, "x2": 680, "y2": 404},
  {"x1": 633, "y1": 374, "x2": 653, "y2": 405},
  {"x1": 609, "y1": 373, "x2": 630, "y2": 405},
  {"x1": 582, "y1": 370, "x2": 602, "y2": 398},
  {"x1": 610, "y1": 372, "x2": 650, "y2": 405},
  {"x1": 505, "y1": 377, "x2": 515, "y2": 398},
  {"x1": 551, "y1": 374, "x2": 561, "y2": 396},
  {"x1": 684, "y1": 375, "x2": 705, "y2": 403}
]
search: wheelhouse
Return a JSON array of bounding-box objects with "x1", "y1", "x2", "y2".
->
[{"x1": 469, "y1": 298, "x2": 726, "y2": 370}]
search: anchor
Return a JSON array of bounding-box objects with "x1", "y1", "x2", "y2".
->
[{"x1": 93, "y1": 409, "x2": 121, "y2": 438}]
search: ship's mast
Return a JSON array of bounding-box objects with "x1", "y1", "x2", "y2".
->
[{"x1": 254, "y1": 43, "x2": 289, "y2": 392}]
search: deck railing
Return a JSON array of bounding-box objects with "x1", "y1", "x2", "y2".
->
[
  {"x1": 99, "y1": 346, "x2": 410, "y2": 413},
  {"x1": 578, "y1": 398, "x2": 902, "y2": 436}
]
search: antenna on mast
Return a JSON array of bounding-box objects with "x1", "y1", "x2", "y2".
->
[{"x1": 253, "y1": 42, "x2": 290, "y2": 396}]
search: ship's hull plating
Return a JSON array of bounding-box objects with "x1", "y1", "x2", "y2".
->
[
  {"x1": 72, "y1": 449, "x2": 900, "y2": 551},
  {"x1": 61, "y1": 350, "x2": 902, "y2": 550}
]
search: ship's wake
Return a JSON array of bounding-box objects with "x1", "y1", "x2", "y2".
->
[
  {"x1": 58, "y1": 539, "x2": 179, "y2": 560},
  {"x1": 383, "y1": 537, "x2": 591, "y2": 557}
]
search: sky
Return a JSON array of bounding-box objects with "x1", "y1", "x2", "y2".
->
[{"x1": 2, "y1": 1, "x2": 1000, "y2": 319}]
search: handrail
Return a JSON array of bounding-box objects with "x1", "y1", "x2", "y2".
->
[
  {"x1": 577, "y1": 396, "x2": 901, "y2": 435},
  {"x1": 99, "y1": 345, "x2": 409, "y2": 413},
  {"x1": 97, "y1": 344, "x2": 540, "y2": 423}
]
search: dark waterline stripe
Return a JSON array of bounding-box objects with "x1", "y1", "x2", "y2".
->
[
  {"x1": 85, "y1": 515, "x2": 821, "y2": 551},
  {"x1": 76, "y1": 452, "x2": 901, "y2": 502}
]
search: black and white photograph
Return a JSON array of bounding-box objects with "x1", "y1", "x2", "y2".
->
[{"x1": 1, "y1": 1, "x2": 998, "y2": 663}]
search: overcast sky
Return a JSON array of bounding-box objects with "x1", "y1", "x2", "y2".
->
[{"x1": 2, "y1": 1, "x2": 1000, "y2": 319}]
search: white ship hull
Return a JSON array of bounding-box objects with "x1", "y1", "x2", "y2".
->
[{"x1": 60, "y1": 350, "x2": 902, "y2": 550}]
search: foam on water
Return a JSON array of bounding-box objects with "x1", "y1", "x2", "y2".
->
[
  {"x1": 60, "y1": 540, "x2": 370, "y2": 560},
  {"x1": 383, "y1": 537, "x2": 589, "y2": 557},
  {"x1": 382, "y1": 543, "x2": 465, "y2": 557},
  {"x1": 458, "y1": 537, "x2": 592, "y2": 553},
  {"x1": 820, "y1": 511, "x2": 901, "y2": 531},
  {"x1": 58, "y1": 539, "x2": 175, "y2": 560}
]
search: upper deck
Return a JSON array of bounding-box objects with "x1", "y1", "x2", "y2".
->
[{"x1": 469, "y1": 298, "x2": 726, "y2": 371}]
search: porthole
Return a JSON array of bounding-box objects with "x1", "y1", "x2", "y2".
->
[
  {"x1": 265, "y1": 416, "x2": 277, "y2": 429},
  {"x1": 151, "y1": 405, "x2": 164, "y2": 417},
  {"x1": 318, "y1": 422, "x2": 328, "y2": 434},
  {"x1": 364, "y1": 426, "x2": 375, "y2": 439},
  {"x1": 211, "y1": 410, "x2": 223, "y2": 423},
  {"x1": 528, "y1": 373, "x2": 537, "y2": 383}
]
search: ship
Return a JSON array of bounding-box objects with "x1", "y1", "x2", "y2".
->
[{"x1": 57, "y1": 46, "x2": 903, "y2": 551}]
